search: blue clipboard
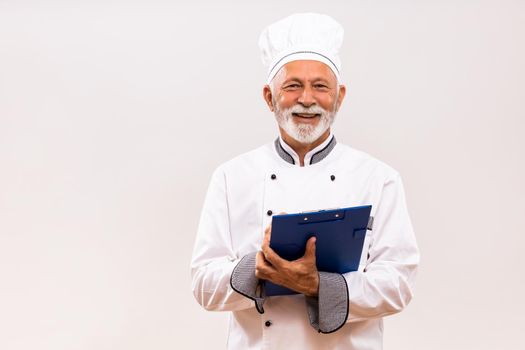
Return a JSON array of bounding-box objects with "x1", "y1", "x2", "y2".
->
[{"x1": 265, "y1": 205, "x2": 372, "y2": 296}]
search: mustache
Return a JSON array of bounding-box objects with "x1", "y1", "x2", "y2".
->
[{"x1": 286, "y1": 104, "x2": 328, "y2": 115}]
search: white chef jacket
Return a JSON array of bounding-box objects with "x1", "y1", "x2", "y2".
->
[{"x1": 191, "y1": 134, "x2": 419, "y2": 350}]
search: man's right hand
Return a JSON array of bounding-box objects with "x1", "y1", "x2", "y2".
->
[{"x1": 255, "y1": 224, "x2": 320, "y2": 297}]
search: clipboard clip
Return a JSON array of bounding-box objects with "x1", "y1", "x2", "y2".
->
[
  {"x1": 367, "y1": 216, "x2": 374, "y2": 231},
  {"x1": 298, "y1": 209, "x2": 345, "y2": 224},
  {"x1": 300, "y1": 207, "x2": 340, "y2": 214}
]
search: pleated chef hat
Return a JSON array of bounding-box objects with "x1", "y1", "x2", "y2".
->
[{"x1": 259, "y1": 13, "x2": 344, "y2": 84}]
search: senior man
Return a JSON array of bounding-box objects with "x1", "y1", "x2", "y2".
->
[{"x1": 191, "y1": 13, "x2": 419, "y2": 350}]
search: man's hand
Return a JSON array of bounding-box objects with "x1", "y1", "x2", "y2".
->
[{"x1": 255, "y1": 223, "x2": 320, "y2": 297}]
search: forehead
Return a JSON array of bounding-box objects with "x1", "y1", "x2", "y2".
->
[{"x1": 278, "y1": 60, "x2": 337, "y2": 82}]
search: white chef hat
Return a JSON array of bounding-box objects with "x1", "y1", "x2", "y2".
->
[{"x1": 259, "y1": 13, "x2": 344, "y2": 85}]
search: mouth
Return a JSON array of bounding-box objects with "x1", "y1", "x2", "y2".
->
[{"x1": 292, "y1": 113, "x2": 320, "y2": 119}]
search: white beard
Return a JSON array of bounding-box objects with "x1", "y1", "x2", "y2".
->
[{"x1": 274, "y1": 103, "x2": 337, "y2": 144}]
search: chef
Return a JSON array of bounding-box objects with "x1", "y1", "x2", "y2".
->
[{"x1": 190, "y1": 12, "x2": 419, "y2": 350}]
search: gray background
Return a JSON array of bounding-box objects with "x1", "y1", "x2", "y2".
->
[{"x1": 1, "y1": 0, "x2": 524, "y2": 349}]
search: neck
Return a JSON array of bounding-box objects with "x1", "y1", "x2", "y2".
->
[{"x1": 279, "y1": 128, "x2": 331, "y2": 167}]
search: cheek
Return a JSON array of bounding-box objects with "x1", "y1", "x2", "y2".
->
[
  {"x1": 277, "y1": 93, "x2": 299, "y2": 107},
  {"x1": 316, "y1": 95, "x2": 336, "y2": 110}
]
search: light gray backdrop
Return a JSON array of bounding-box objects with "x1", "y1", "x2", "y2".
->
[{"x1": 1, "y1": 0, "x2": 524, "y2": 349}]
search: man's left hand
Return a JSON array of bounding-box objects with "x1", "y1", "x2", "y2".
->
[{"x1": 255, "y1": 224, "x2": 320, "y2": 297}]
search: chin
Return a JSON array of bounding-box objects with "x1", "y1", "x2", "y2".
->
[
  {"x1": 276, "y1": 109, "x2": 334, "y2": 145},
  {"x1": 289, "y1": 127, "x2": 328, "y2": 144}
]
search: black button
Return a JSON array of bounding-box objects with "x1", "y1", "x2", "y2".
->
[
  {"x1": 265, "y1": 320, "x2": 272, "y2": 327},
  {"x1": 271, "y1": 174, "x2": 277, "y2": 180},
  {"x1": 267, "y1": 210, "x2": 273, "y2": 216},
  {"x1": 330, "y1": 175, "x2": 336, "y2": 181}
]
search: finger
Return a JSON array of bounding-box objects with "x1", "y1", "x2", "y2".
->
[
  {"x1": 255, "y1": 251, "x2": 265, "y2": 278},
  {"x1": 255, "y1": 251, "x2": 264, "y2": 267},
  {"x1": 263, "y1": 244, "x2": 288, "y2": 268},
  {"x1": 263, "y1": 224, "x2": 272, "y2": 246},
  {"x1": 261, "y1": 242, "x2": 271, "y2": 261},
  {"x1": 257, "y1": 250, "x2": 273, "y2": 268},
  {"x1": 255, "y1": 251, "x2": 276, "y2": 279},
  {"x1": 304, "y1": 236, "x2": 317, "y2": 261},
  {"x1": 261, "y1": 235, "x2": 270, "y2": 253},
  {"x1": 264, "y1": 227, "x2": 271, "y2": 243}
]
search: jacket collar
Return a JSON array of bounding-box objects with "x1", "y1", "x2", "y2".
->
[{"x1": 274, "y1": 132, "x2": 337, "y2": 166}]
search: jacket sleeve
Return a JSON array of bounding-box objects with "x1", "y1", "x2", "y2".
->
[
  {"x1": 190, "y1": 166, "x2": 255, "y2": 312},
  {"x1": 343, "y1": 172, "x2": 420, "y2": 323},
  {"x1": 304, "y1": 172, "x2": 419, "y2": 331},
  {"x1": 305, "y1": 272, "x2": 349, "y2": 333}
]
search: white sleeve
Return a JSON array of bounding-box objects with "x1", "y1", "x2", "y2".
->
[
  {"x1": 190, "y1": 166, "x2": 254, "y2": 312},
  {"x1": 344, "y1": 173, "x2": 420, "y2": 323}
]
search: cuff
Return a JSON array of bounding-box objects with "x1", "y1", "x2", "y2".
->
[
  {"x1": 305, "y1": 272, "x2": 349, "y2": 333},
  {"x1": 230, "y1": 252, "x2": 265, "y2": 314}
]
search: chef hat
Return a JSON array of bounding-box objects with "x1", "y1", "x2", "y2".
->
[{"x1": 259, "y1": 13, "x2": 344, "y2": 85}]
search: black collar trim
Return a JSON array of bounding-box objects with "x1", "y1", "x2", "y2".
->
[
  {"x1": 274, "y1": 138, "x2": 295, "y2": 165},
  {"x1": 310, "y1": 136, "x2": 337, "y2": 165},
  {"x1": 274, "y1": 136, "x2": 337, "y2": 165}
]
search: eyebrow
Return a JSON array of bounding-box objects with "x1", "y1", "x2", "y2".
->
[{"x1": 282, "y1": 77, "x2": 332, "y2": 85}]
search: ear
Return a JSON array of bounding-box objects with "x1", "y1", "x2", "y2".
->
[
  {"x1": 263, "y1": 85, "x2": 275, "y2": 112},
  {"x1": 335, "y1": 84, "x2": 347, "y2": 111}
]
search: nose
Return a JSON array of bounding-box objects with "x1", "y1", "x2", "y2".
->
[{"x1": 297, "y1": 85, "x2": 316, "y2": 107}]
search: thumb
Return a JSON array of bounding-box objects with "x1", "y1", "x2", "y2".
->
[{"x1": 304, "y1": 236, "x2": 317, "y2": 260}]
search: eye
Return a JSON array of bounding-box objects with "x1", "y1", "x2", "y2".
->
[
  {"x1": 284, "y1": 83, "x2": 301, "y2": 90},
  {"x1": 314, "y1": 84, "x2": 329, "y2": 90}
]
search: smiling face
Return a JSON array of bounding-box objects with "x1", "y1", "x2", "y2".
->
[{"x1": 263, "y1": 60, "x2": 346, "y2": 145}]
